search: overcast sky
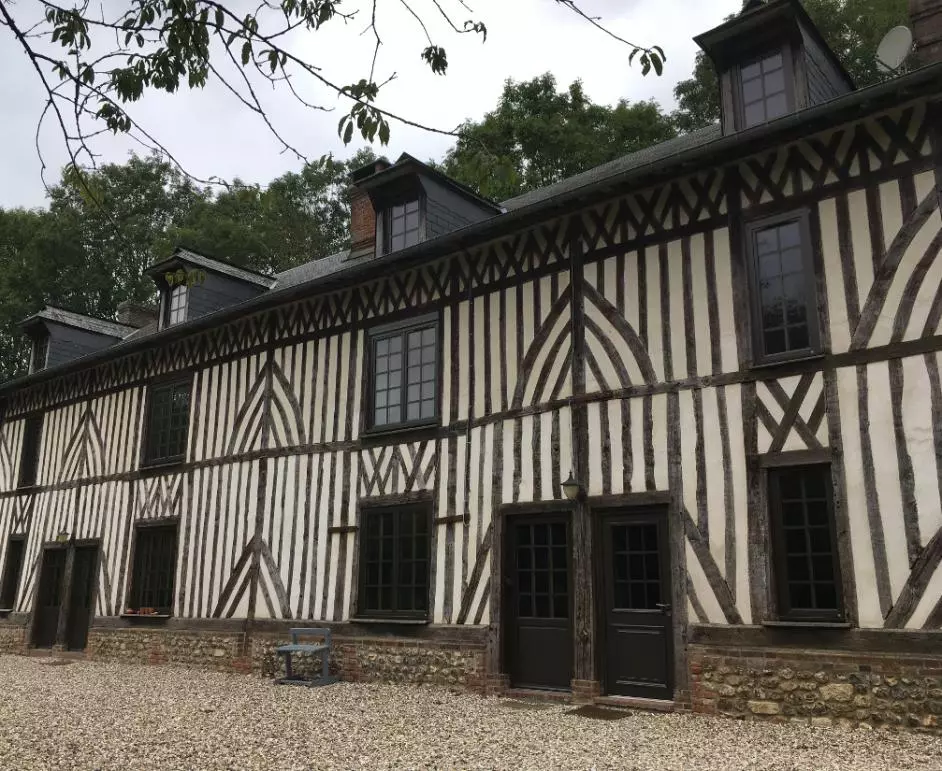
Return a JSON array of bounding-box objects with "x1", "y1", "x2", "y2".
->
[{"x1": 0, "y1": 0, "x2": 741, "y2": 210}]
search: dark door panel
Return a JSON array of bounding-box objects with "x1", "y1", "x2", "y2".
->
[
  {"x1": 66, "y1": 545, "x2": 98, "y2": 651},
  {"x1": 33, "y1": 548, "x2": 66, "y2": 648},
  {"x1": 602, "y1": 511, "x2": 673, "y2": 699},
  {"x1": 505, "y1": 516, "x2": 572, "y2": 691}
]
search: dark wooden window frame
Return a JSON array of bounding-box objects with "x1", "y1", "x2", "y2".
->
[
  {"x1": 363, "y1": 312, "x2": 441, "y2": 436},
  {"x1": 744, "y1": 208, "x2": 821, "y2": 365},
  {"x1": 125, "y1": 519, "x2": 179, "y2": 616},
  {"x1": 17, "y1": 413, "x2": 44, "y2": 490},
  {"x1": 164, "y1": 284, "x2": 188, "y2": 327},
  {"x1": 30, "y1": 334, "x2": 49, "y2": 374},
  {"x1": 380, "y1": 195, "x2": 426, "y2": 255},
  {"x1": 767, "y1": 463, "x2": 845, "y2": 623},
  {"x1": 355, "y1": 500, "x2": 433, "y2": 621},
  {"x1": 733, "y1": 44, "x2": 798, "y2": 131},
  {"x1": 0, "y1": 535, "x2": 27, "y2": 610},
  {"x1": 139, "y1": 374, "x2": 193, "y2": 469}
]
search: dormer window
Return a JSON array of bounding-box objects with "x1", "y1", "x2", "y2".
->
[
  {"x1": 384, "y1": 199, "x2": 422, "y2": 254},
  {"x1": 30, "y1": 334, "x2": 49, "y2": 373},
  {"x1": 165, "y1": 284, "x2": 188, "y2": 327},
  {"x1": 740, "y1": 51, "x2": 790, "y2": 128},
  {"x1": 695, "y1": 1, "x2": 854, "y2": 137}
]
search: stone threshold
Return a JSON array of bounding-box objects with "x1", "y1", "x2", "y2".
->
[
  {"x1": 595, "y1": 695, "x2": 676, "y2": 713},
  {"x1": 503, "y1": 687, "x2": 573, "y2": 703}
]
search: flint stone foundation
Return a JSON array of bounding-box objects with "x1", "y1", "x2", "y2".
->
[
  {"x1": 0, "y1": 618, "x2": 489, "y2": 692},
  {"x1": 690, "y1": 644, "x2": 942, "y2": 731}
]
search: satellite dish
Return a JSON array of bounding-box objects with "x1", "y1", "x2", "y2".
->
[{"x1": 876, "y1": 26, "x2": 913, "y2": 73}]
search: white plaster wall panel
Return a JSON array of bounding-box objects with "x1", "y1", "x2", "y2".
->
[
  {"x1": 902, "y1": 354, "x2": 942, "y2": 546},
  {"x1": 836, "y1": 365, "x2": 892, "y2": 627},
  {"x1": 181, "y1": 460, "x2": 258, "y2": 619},
  {"x1": 865, "y1": 362, "x2": 909, "y2": 601},
  {"x1": 686, "y1": 541, "x2": 726, "y2": 624},
  {"x1": 0, "y1": 419, "x2": 20, "y2": 492},
  {"x1": 907, "y1": 561, "x2": 942, "y2": 629}
]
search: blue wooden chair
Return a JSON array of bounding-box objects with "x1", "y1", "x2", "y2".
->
[{"x1": 274, "y1": 628, "x2": 338, "y2": 687}]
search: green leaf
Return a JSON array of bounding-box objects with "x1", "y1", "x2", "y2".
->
[
  {"x1": 241, "y1": 41, "x2": 252, "y2": 65},
  {"x1": 378, "y1": 121, "x2": 390, "y2": 145},
  {"x1": 342, "y1": 120, "x2": 353, "y2": 145}
]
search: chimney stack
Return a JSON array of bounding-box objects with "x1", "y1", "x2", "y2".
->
[
  {"x1": 116, "y1": 300, "x2": 158, "y2": 329},
  {"x1": 348, "y1": 158, "x2": 390, "y2": 259},
  {"x1": 911, "y1": 0, "x2": 942, "y2": 66}
]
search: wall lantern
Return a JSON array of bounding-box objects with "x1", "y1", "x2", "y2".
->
[
  {"x1": 55, "y1": 530, "x2": 70, "y2": 544},
  {"x1": 561, "y1": 471, "x2": 582, "y2": 501}
]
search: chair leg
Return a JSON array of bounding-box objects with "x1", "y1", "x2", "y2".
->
[{"x1": 321, "y1": 649, "x2": 329, "y2": 680}]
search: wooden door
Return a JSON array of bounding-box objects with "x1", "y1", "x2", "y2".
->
[
  {"x1": 65, "y1": 545, "x2": 98, "y2": 651},
  {"x1": 32, "y1": 547, "x2": 66, "y2": 648},
  {"x1": 505, "y1": 515, "x2": 572, "y2": 691},
  {"x1": 601, "y1": 510, "x2": 673, "y2": 699}
]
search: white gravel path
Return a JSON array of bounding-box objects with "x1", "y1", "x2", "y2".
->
[{"x1": 1, "y1": 655, "x2": 940, "y2": 770}]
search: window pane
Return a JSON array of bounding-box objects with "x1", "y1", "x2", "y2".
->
[
  {"x1": 764, "y1": 69, "x2": 785, "y2": 94},
  {"x1": 765, "y1": 93, "x2": 788, "y2": 120},
  {"x1": 744, "y1": 102, "x2": 766, "y2": 128},
  {"x1": 763, "y1": 52, "x2": 783, "y2": 71},
  {"x1": 754, "y1": 220, "x2": 812, "y2": 356},
  {"x1": 773, "y1": 466, "x2": 840, "y2": 620}
]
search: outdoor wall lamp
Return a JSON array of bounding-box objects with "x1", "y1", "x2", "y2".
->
[
  {"x1": 561, "y1": 471, "x2": 582, "y2": 501},
  {"x1": 55, "y1": 530, "x2": 70, "y2": 544}
]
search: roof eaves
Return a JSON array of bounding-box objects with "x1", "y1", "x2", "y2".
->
[{"x1": 3, "y1": 63, "x2": 941, "y2": 394}]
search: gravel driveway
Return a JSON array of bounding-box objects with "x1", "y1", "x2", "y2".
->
[{"x1": 1, "y1": 655, "x2": 940, "y2": 770}]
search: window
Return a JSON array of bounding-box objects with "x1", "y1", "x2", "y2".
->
[
  {"x1": 127, "y1": 523, "x2": 178, "y2": 614},
  {"x1": 165, "y1": 284, "x2": 188, "y2": 326},
  {"x1": 17, "y1": 414, "x2": 43, "y2": 489},
  {"x1": 369, "y1": 319, "x2": 438, "y2": 430},
  {"x1": 769, "y1": 465, "x2": 842, "y2": 621},
  {"x1": 747, "y1": 214, "x2": 818, "y2": 360},
  {"x1": 30, "y1": 335, "x2": 49, "y2": 373},
  {"x1": 358, "y1": 506, "x2": 430, "y2": 619},
  {"x1": 0, "y1": 537, "x2": 26, "y2": 610},
  {"x1": 143, "y1": 378, "x2": 191, "y2": 466},
  {"x1": 384, "y1": 199, "x2": 421, "y2": 253},
  {"x1": 740, "y1": 51, "x2": 790, "y2": 128}
]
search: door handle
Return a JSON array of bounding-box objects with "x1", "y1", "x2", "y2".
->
[{"x1": 655, "y1": 603, "x2": 672, "y2": 613}]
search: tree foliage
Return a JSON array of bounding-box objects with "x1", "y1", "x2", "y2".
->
[
  {"x1": 0, "y1": 0, "x2": 664, "y2": 193},
  {"x1": 672, "y1": 0, "x2": 909, "y2": 131},
  {"x1": 0, "y1": 149, "x2": 372, "y2": 381},
  {"x1": 441, "y1": 74, "x2": 677, "y2": 202}
]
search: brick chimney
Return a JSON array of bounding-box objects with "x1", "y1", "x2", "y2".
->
[
  {"x1": 116, "y1": 300, "x2": 158, "y2": 329},
  {"x1": 911, "y1": 0, "x2": 942, "y2": 66},
  {"x1": 348, "y1": 158, "x2": 390, "y2": 259}
]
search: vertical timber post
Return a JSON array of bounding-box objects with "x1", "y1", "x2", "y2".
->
[
  {"x1": 569, "y1": 221, "x2": 599, "y2": 701},
  {"x1": 243, "y1": 314, "x2": 277, "y2": 666}
]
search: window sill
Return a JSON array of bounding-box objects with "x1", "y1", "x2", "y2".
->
[
  {"x1": 749, "y1": 351, "x2": 825, "y2": 373},
  {"x1": 120, "y1": 613, "x2": 172, "y2": 621},
  {"x1": 349, "y1": 617, "x2": 429, "y2": 626},
  {"x1": 14, "y1": 485, "x2": 38, "y2": 493},
  {"x1": 762, "y1": 620, "x2": 850, "y2": 629},
  {"x1": 138, "y1": 459, "x2": 185, "y2": 476},
  {"x1": 0, "y1": 608, "x2": 14, "y2": 616},
  {"x1": 360, "y1": 421, "x2": 440, "y2": 444}
]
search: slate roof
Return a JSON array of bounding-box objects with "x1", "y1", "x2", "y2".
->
[
  {"x1": 21, "y1": 307, "x2": 138, "y2": 339},
  {"x1": 4, "y1": 58, "x2": 942, "y2": 392},
  {"x1": 148, "y1": 247, "x2": 277, "y2": 288},
  {"x1": 500, "y1": 124, "x2": 723, "y2": 211}
]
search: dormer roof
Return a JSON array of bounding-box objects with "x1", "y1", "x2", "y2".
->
[
  {"x1": 355, "y1": 153, "x2": 503, "y2": 214},
  {"x1": 144, "y1": 247, "x2": 276, "y2": 288},
  {"x1": 19, "y1": 306, "x2": 136, "y2": 340},
  {"x1": 695, "y1": 0, "x2": 854, "y2": 89}
]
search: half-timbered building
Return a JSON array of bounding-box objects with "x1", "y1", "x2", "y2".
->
[{"x1": 1, "y1": 0, "x2": 942, "y2": 726}]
